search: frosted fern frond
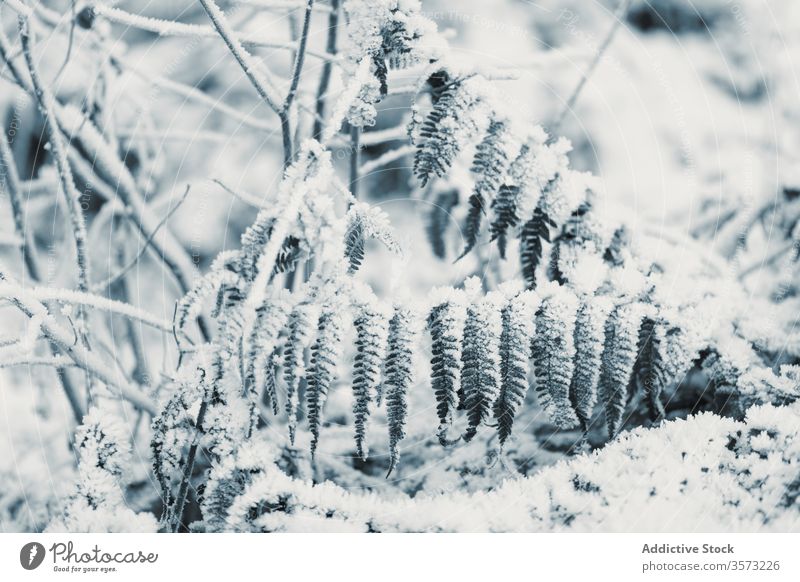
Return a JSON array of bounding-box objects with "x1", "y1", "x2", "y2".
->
[
  {"x1": 489, "y1": 133, "x2": 568, "y2": 258},
  {"x1": 150, "y1": 345, "x2": 218, "y2": 506},
  {"x1": 414, "y1": 75, "x2": 487, "y2": 186},
  {"x1": 342, "y1": 0, "x2": 442, "y2": 127},
  {"x1": 460, "y1": 118, "x2": 518, "y2": 257},
  {"x1": 490, "y1": 184, "x2": 520, "y2": 259},
  {"x1": 244, "y1": 291, "x2": 295, "y2": 416},
  {"x1": 702, "y1": 335, "x2": 761, "y2": 388},
  {"x1": 493, "y1": 289, "x2": 539, "y2": 447},
  {"x1": 604, "y1": 225, "x2": 632, "y2": 267},
  {"x1": 273, "y1": 236, "x2": 302, "y2": 276},
  {"x1": 569, "y1": 295, "x2": 614, "y2": 431},
  {"x1": 307, "y1": 307, "x2": 345, "y2": 459},
  {"x1": 385, "y1": 306, "x2": 416, "y2": 476},
  {"x1": 344, "y1": 216, "x2": 366, "y2": 274},
  {"x1": 174, "y1": 251, "x2": 239, "y2": 332},
  {"x1": 352, "y1": 293, "x2": 390, "y2": 460},
  {"x1": 427, "y1": 188, "x2": 459, "y2": 259},
  {"x1": 550, "y1": 200, "x2": 612, "y2": 287},
  {"x1": 737, "y1": 365, "x2": 800, "y2": 407},
  {"x1": 345, "y1": 202, "x2": 403, "y2": 274},
  {"x1": 633, "y1": 308, "x2": 708, "y2": 421},
  {"x1": 427, "y1": 286, "x2": 468, "y2": 445},
  {"x1": 533, "y1": 286, "x2": 580, "y2": 429},
  {"x1": 520, "y1": 204, "x2": 556, "y2": 290},
  {"x1": 461, "y1": 292, "x2": 504, "y2": 442},
  {"x1": 48, "y1": 408, "x2": 157, "y2": 533},
  {"x1": 283, "y1": 302, "x2": 320, "y2": 445},
  {"x1": 200, "y1": 440, "x2": 275, "y2": 533},
  {"x1": 599, "y1": 302, "x2": 652, "y2": 438}
]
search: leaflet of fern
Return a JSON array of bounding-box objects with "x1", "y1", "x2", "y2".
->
[
  {"x1": 385, "y1": 307, "x2": 415, "y2": 476},
  {"x1": 569, "y1": 296, "x2": 613, "y2": 430},
  {"x1": 352, "y1": 303, "x2": 389, "y2": 460},
  {"x1": 307, "y1": 309, "x2": 344, "y2": 458},
  {"x1": 283, "y1": 304, "x2": 319, "y2": 445},
  {"x1": 428, "y1": 299, "x2": 465, "y2": 445},
  {"x1": 599, "y1": 302, "x2": 649, "y2": 437},
  {"x1": 493, "y1": 290, "x2": 537, "y2": 447},
  {"x1": 460, "y1": 119, "x2": 516, "y2": 257},
  {"x1": 461, "y1": 296, "x2": 503, "y2": 442}
]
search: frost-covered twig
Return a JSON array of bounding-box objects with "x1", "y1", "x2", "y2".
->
[
  {"x1": 360, "y1": 144, "x2": 415, "y2": 176},
  {"x1": 0, "y1": 133, "x2": 83, "y2": 422},
  {"x1": 92, "y1": 187, "x2": 190, "y2": 292},
  {"x1": 0, "y1": 275, "x2": 156, "y2": 414},
  {"x1": 279, "y1": 0, "x2": 315, "y2": 165},
  {"x1": 111, "y1": 54, "x2": 279, "y2": 133},
  {"x1": 349, "y1": 125, "x2": 360, "y2": 198},
  {"x1": 312, "y1": 0, "x2": 340, "y2": 140},
  {"x1": 738, "y1": 241, "x2": 796, "y2": 280},
  {"x1": 551, "y1": 0, "x2": 633, "y2": 134},
  {"x1": 91, "y1": 4, "x2": 333, "y2": 60},
  {"x1": 211, "y1": 179, "x2": 267, "y2": 208},
  {"x1": 198, "y1": 0, "x2": 284, "y2": 114},
  {"x1": 19, "y1": 18, "x2": 91, "y2": 296},
  {"x1": 0, "y1": 284, "x2": 178, "y2": 335},
  {"x1": 0, "y1": 354, "x2": 75, "y2": 370}
]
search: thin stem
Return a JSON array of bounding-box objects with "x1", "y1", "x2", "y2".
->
[
  {"x1": 111, "y1": 54, "x2": 278, "y2": 133},
  {"x1": 0, "y1": 134, "x2": 40, "y2": 281},
  {"x1": 169, "y1": 398, "x2": 207, "y2": 532},
  {"x1": 0, "y1": 273, "x2": 156, "y2": 415},
  {"x1": 92, "y1": 4, "x2": 334, "y2": 60},
  {"x1": 280, "y1": 0, "x2": 315, "y2": 167},
  {"x1": 349, "y1": 124, "x2": 360, "y2": 199},
  {"x1": 19, "y1": 18, "x2": 91, "y2": 297},
  {"x1": 312, "y1": 0, "x2": 339, "y2": 140},
  {"x1": 550, "y1": 0, "x2": 632, "y2": 135},
  {"x1": 0, "y1": 284, "x2": 179, "y2": 335},
  {"x1": 0, "y1": 133, "x2": 83, "y2": 423},
  {"x1": 212, "y1": 178, "x2": 267, "y2": 208},
  {"x1": 360, "y1": 144, "x2": 414, "y2": 176},
  {"x1": 92, "y1": 187, "x2": 190, "y2": 292},
  {"x1": 738, "y1": 241, "x2": 796, "y2": 280},
  {"x1": 198, "y1": 0, "x2": 284, "y2": 114},
  {"x1": 284, "y1": 0, "x2": 315, "y2": 112}
]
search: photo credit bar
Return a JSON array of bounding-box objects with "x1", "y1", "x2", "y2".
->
[{"x1": 0, "y1": 533, "x2": 798, "y2": 581}]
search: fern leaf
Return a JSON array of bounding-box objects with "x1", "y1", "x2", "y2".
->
[
  {"x1": 533, "y1": 287, "x2": 580, "y2": 429},
  {"x1": 599, "y1": 302, "x2": 651, "y2": 438},
  {"x1": 414, "y1": 77, "x2": 484, "y2": 186},
  {"x1": 273, "y1": 236, "x2": 302, "y2": 276},
  {"x1": 460, "y1": 119, "x2": 516, "y2": 258},
  {"x1": 427, "y1": 188, "x2": 459, "y2": 259},
  {"x1": 520, "y1": 205, "x2": 556, "y2": 290},
  {"x1": 569, "y1": 296, "x2": 613, "y2": 430},
  {"x1": 427, "y1": 290, "x2": 467, "y2": 445},
  {"x1": 345, "y1": 202, "x2": 403, "y2": 273},
  {"x1": 385, "y1": 307, "x2": 416, "y2": 476},
  {"x1": 490, "y1": 184, "x2": 520, "y2": 259},
  {"x1": 345, "y1": 218, "x2": 366, "y2": 274},
  {"x1": 283, "y1": 303, "x2": 319, "y2": 445},
  {"x1": 307, "y1": 309, "x2": 345, "y2": 459},
  {"x1": 261, "y1": 349, "x2": 280, "y2": 415},
  {"x1": 461, "y1": 294, "x2": 503, "y2": 442},
  {"x1": 493, "y1": 290, "x2": 538, "y2": 447},
  {"x1": 637, "y1": 311, "x2": 706, "y2": 421},
  {"x1": 603, "y1": 225, "x2": 631, "y2": 267},
  {"x1": 174, "y1": 251, "x2": 239, "y2": 331},
  {"x1": 243, "y1": 292, "x2": 293, "y2": 416},
  {"x1": 352, "y1": 299, "x2": 390, "y2": 460}
]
